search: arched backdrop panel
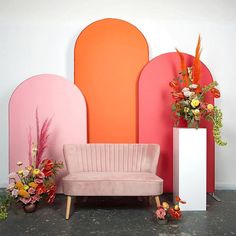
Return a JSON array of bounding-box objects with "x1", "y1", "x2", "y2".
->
[
  {"x1": 9, "y1": 74, "x2": 87, "y2": 192},
  {"x1": 139, "y1": 52, "x2": 215, "y2": 193},
  {"x1": 74, "y1": 18, "x2": 149, "y2": 143}
]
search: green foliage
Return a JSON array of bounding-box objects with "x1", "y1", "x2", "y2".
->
[
  {"x1": 0, "y1": 192, "x2": 11, "y2": 220},
  {"x1": 212, "y1": 107, "x2": 227, "y2": 146},
  {"x1": 201, "y1": 81, "x2": 218, "y2": 95}
]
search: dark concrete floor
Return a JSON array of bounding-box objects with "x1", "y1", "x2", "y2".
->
[{"x1": 0, "y1": 191, "x2": 236, "y2": 236}]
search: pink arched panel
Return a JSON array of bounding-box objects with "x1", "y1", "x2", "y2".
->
[
  {"x1": 9, "y1": 74, "x2": 87, "y2": 192},
  {"x1": 139, "y1": 52, "x2": 215, "y2": 193}
]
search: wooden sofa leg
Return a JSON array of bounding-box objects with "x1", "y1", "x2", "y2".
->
[
  {"x1": 155, "y1": 196, "x2": 161, "y2": 208},
  {"x1": 66, "y1": 196, "x2": 72, "y2": 220}
]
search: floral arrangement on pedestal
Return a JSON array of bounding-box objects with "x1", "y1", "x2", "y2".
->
[
  {"x1": 169, "y1": 35, "x2": 226, "y2": 146},
  {"x1": 0, "y1": 110, "x2": 63, "y2": 219},
  {"x1": 155, "y1": 196, "x2": 186, "y2": 224}
]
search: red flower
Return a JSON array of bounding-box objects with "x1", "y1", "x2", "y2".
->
[
  {"x1": 169, "y1": 208, "x2": 182, "y2": 220},
  {"x1": 211, "y1": 88, "x2": 221, "y2": 98},
  {"x1": 43, "y1": 169, "x2": 53, "y2": 177},
  {"x1": 169, "y1": 80, "x2": 179, "y2": 91},
  {"x1": 42, "y1": 159, "x2": 54, "y2": 171},
  {"x1": 47, "y1": 184, "x2": 56, "y2": 204},
  {"x1": 172, "y1": 92, "x2": 185, "y2": 100},
  {"x1": 36, "y1": 184, "x2": 47, "y2": 195}
]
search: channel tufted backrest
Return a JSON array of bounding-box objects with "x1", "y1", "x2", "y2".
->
[{"x1": 63, "y1": 144, "x2": 160, "y2": 174}]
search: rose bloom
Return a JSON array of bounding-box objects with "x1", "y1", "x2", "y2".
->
[
  {"x1": 42, "y1": 159, "x2": 54, "y2": 171},
  {"x1": 156, "y1": 207, "x2": 166, "y2": 220},
  {"x1": 34, "y1": 178, "x2": 43, "y2": 184},
  {"x1": 191, "y1": 99, "x2": 200, "y2": 108},
  {"x1": 43, "y1": 169, "x2": 53, "y2": 177},
  {"x1": 8, "y1": 172, "x2": 17, "y2": 179},
  {"x1": 207, "y1": 104, "x2": 214, "y2": 111},
  {"x1": 17, "y1": 161, "x2": 23, "y2": 166},
  {"x1": 11, "y1": 189, "x2": 19, "y2": 198},
  {"x1": 28, "y1": 187, "x2": 36, "y2": 195},
  {"x1": 23, "y1": 169, "x2": 30, "y2": 177},
  {"x1": 31, "y1": 195, "x2": 40, "y2": 203},
  {"x1": 37, "y1": 171, "x2": 45, "y2": 179},
  {"x1": 19, "y1": 197, "x2": 31, "y2": 205},
  {"x1": 7, "y1": 182, "x2": 15, "y2": 191},
  {"x1": 33, "y1": 169, "x2": 40, "y2": 176}
]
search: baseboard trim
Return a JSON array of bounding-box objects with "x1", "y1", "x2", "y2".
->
[{"x1": 215, "y1": 182, "x2": 236, "y2": 190}]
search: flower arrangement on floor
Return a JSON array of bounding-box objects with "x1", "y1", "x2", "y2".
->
[
  {"x1": 155, "y1": 196, "x2": 186, "y2": 224},
  {"x1": 169, "y1": 35, "x2": 226, "y2": 146},
  {"x1": 0, "y1": 110, "x2": 63, "y2": 219}
]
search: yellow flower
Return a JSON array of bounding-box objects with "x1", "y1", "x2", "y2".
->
[
  {"x1": 33, "y1": 169, "x2": 40, "y2": 176},
  {"x1": 191, "y1": 99, "x2": 200, "y2": 108},
  {"x1": 15, "y1": 181, "x2": 24, "y2": 190},
  {"x1": 174, "y1": 205, "x2": 180, "y2": 211},
  {"x1": 18, "y1": 189, "x2": 30, "y2": 198},
  {"x1": 184, "y1": 107, "x2": 189, "y2": 113},
  {"x1": 207, "y1": 104, "x2": 214, "y2": 110},
  {"x1": 29, "y1": 182, "x2": 38, "y2": 189},
  {"x1": 18, "y1": 170, "x2": 23, "y2": 175},
  {"x1": 23, "y1": 185, "x2": 29, "y2": 191},
  {"x1": 162, "y1": 202, "x2": 169, "y2": 210}
]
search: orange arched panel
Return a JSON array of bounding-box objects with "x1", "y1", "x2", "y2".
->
[{"x1": 74, "y1": 18, "x2": 149, "y2": 143}]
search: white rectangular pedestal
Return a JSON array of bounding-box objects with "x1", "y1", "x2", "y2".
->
[{"x1": 173, "y1": 128, "x2": 206, "y2": 211}]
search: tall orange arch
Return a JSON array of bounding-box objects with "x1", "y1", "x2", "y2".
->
[{"x1": 74, "y1": 18, "x2": 149, "y2": 143}]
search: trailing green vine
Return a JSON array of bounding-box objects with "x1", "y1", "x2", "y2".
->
[{"x1": 212, "y1": 107, "x2": 227, "y2": 146}]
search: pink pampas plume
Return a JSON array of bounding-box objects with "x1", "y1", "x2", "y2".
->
[
  {"x1": 35, "y1": 110, "x2": 52, "y2": 167},
  {"x1": 28, "y1": 126, "x2": 32, "y2": 166}
]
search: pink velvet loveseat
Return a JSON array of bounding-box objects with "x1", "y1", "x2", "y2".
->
[{"x1": 62, "y1": 144, "x2": 163, "y2": 219}]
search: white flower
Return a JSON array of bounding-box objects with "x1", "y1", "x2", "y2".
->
[
  {"x1": 22, "y1": 169, "x2": 30, "y2": 177},
  {"x1": 7, "y1": 182, "x2": 15, "y2": 191},
  {"x1": 12, "y1": 189, "x2": 19, "y2": 198},
  {"x1": 189, "y1": 84, "x2": 198, "y2": 89},
  {"x1": 17, "y1": 161, "x2": 23, "y2": 166},
  {"x1": 182, "y1": 87, "x2": 190, "y2": 92},
  {"x1": 8, "y1": 172, "x2": 17, "y2": 179}
]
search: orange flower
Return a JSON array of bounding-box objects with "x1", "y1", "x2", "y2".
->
[
  {"x1": 211, "y1": 88, "x2": 221, "y2": 98},
  {"x1": 15, "y1": 181, "x2": 24, "y2": 190},
  {"x1": 29, "y1": 182, "x2": 38, "y2": 189},
  {"x1": 172, "y1": 92, "x2": 185, "y2": 100},
  {"x1": 18, "y1": 189, "x2": 30, "y2": 198},
  {"x1": 169, "y1": 80, "x2": 179, "y2": 91}
]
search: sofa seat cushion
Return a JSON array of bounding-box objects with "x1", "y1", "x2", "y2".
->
[{"x1": 62, "y1": 172, "x2": 163, "y2": 196}]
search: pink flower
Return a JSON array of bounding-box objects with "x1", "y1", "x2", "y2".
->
[
  {"x1": 31, "y1": 195, "x2": 40, "y2": 203},
  {"x1": 11, "y1": 189, "x2": 19, "y2": 198},
  {"x1": 37, "y1": 171, "x2": 45, "y2": 179},
  {"x1": 34, "y1": 178, "x2": 43, "y2": 184},
  {"x1": 156, "y1": 207, "x2": 166, "y2": 220},
  {"x1": 28, "y1": 187, "x2": 35, "y2": 195},
  {"x1": 8, "y1": 172, "x2": 17, "y2": 179},
  {"x1": 19, "y1": 197, "x2": 31, "y2": 205}
]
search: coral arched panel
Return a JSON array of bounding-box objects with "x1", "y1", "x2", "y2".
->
[
  {"x1": 139, "y1": 52, "x2": 215, "y2": 192},
  {"x1": 74, "y1": 18, "x2": 149, "y2": 143},
  {"x1": 9, "y1": 74, "x2": 87, "y2": 192}
]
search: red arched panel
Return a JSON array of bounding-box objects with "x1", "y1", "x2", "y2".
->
[{"x1": 139, "y1": 52, "x2": 215, "y2": 192}]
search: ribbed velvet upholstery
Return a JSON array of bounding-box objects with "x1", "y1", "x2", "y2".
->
[
  {"x1": 63, "y1": 144, "x2": 160, "y2": 173},
  {"x1": 62, "y1": 144, "x2": 163, "y2": 196}
]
